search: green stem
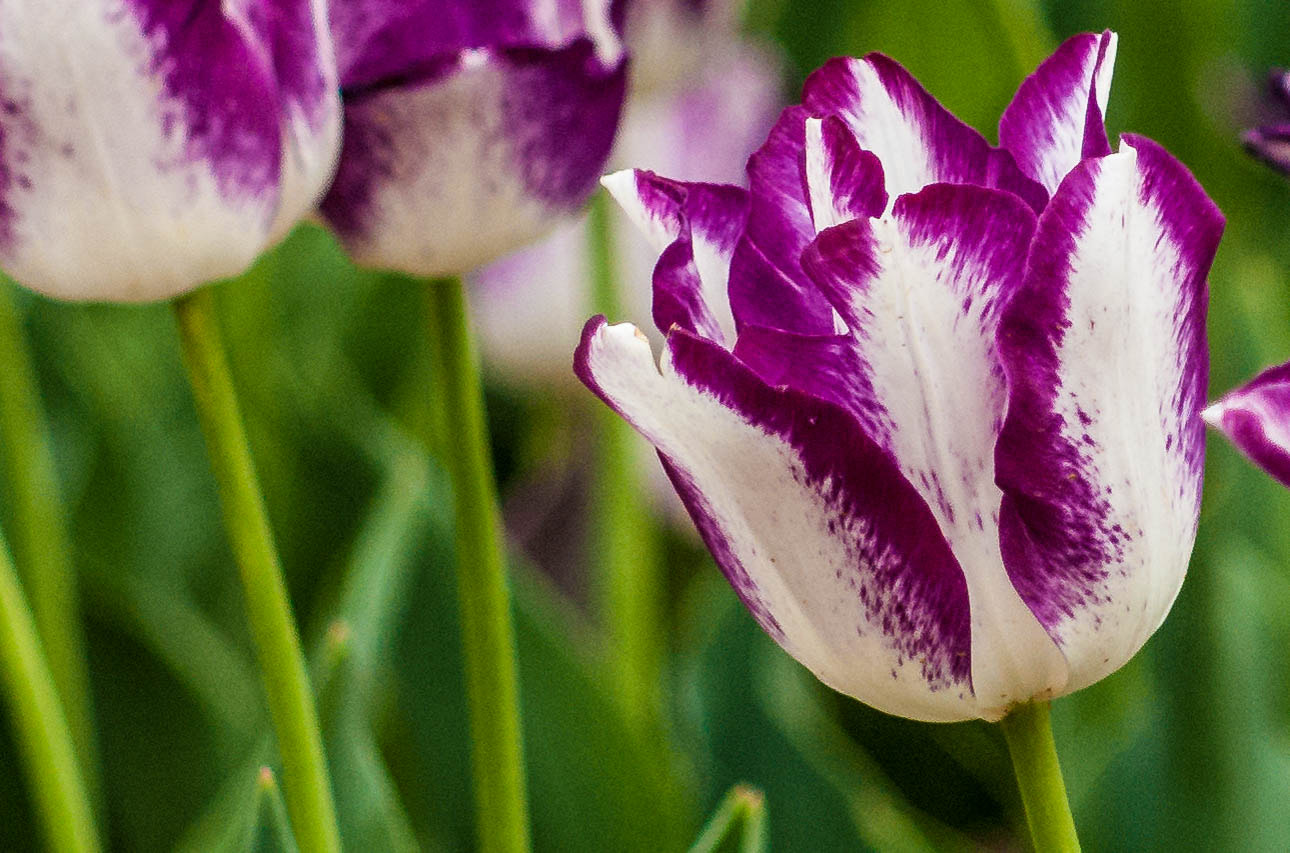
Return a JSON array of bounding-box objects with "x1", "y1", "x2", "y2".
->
[
  {"x1": 999, "y1": 701, "x2": 1080, "y2": 853},
  {"x1": 173, "y1": 287, "x2": 340, "y2": 853},
  {"x1": 0, "y1": 529, "x2": 99, "y2": 852},
  {"x1": 426, "y1": 275, "x2": 530, "y2": 853},
  {"x1": 0, "y1": 286, "x2": 98, "y2": 802},
  {"x1": 586, "y1": 189, "x2": 664, "y2": 725}
]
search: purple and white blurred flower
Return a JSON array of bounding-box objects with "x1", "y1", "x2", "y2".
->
[
  {"x1": 576, "y1": 32, "x2": 1225, "y2": 721},
  {"x1": 321, "y1": 0, "x2": 628, "y2": 278},
  {"x1": 471, "y1": 0, "x2": 782, "y2": 383},
  {"x1": 1243, "y1": 68, "x2": 1290, "y2": 174},
  {"x1": 0, "y1": 1, "x2": 340, "y2": 302},
  {"x1": 1204, "y1": 364, "x2": 1290, "y2": 486}
]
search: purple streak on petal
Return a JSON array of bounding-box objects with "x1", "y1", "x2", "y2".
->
[
  {"x1": 733, "y1": 326, "x2": 873, "y2": 419},
  {"x1": 998, "y1": 31, "x2": 1116, "y2": 196},
  {"x1": 573, "y1": 316, "x2": 973, "y2": 696},
  {"x1": 653, "y1": 237, "x2": 725, "y2": 341},
  {"x1": 501, "y1": 40, "x2": 627, "y2": 207},
  {"x1": 1205, "y1": 363, "x2": 1290, "y2": 487},
  {"x1": 124, "y1": 1, "x2": 282, "y2": 200},
  {"x1": 656, "y1": 454, "x2": 785, "y2": 640},
  {"x1": 605, "y1": 169, "x2": 748, "y2": 341},
  {"x1": 805, "y1": 115, "x2": 886, "y2": 229},
  {"x1": 728, "y1": 233, "x2": 836, "y2": 335},
  {"x1": 245, "y1": 0, "x2": 333, "y2": 131},
  {"x1": 802, "y1": 54, "x2": 1048, "y2": 213},
  {"x1": 330, "y1": 0, "x2": 591, "y2": 89},
  {"x1": 996, "y1": 135, "x2": 1222, "y2": 666}
]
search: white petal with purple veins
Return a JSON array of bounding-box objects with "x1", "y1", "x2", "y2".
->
[
  {"x1": 577, "y1": 317, "x2": 985, "y2": 721},
  {"x1": 999, "y1": 30, "x2": 1117, "y2": 196},
  {"x1": 997, "y1": 136, "x2": 1222, "y2": 693},
  {"x1": 1203, "y1": 362, "x2": 1290, "y2": 488},
  {"x1": 0, "y1": 1, "x2": 333, "y2": 301},
  {"x1": 802, "y1": 183, "x2": 1067, "y2": 712}
]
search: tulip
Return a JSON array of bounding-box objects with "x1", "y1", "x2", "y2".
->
[
  {"x1": 1243, "y1": 68, "x2": 1290, "y2": 175},
  {"x1": 321, "y1": 0, "x2": 628, "y2": 277},
  {"x1": 0, "y1": 0, "x2": 340, "y2": 302},
  {"x1": 1204, "y1": 363, "x2": 1290, "y2": 486},
  {"x1": 472, "y1": 0, "x2": 782, "y2": 384},
  {"x1": 576, "y1": 31, "x2": 1224, "y2": 723}
]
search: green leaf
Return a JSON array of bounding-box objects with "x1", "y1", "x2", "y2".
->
[{"x1": 687, "y1": 785, "x2": 768, "y2": 853}]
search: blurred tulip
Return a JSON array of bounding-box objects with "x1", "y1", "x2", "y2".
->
[
  {"x1": 1205, "y1": 362, "x2": 1290, "y2": 486},
  {"x1": 1243, "y1": 68, "x2": 1290, "y2": 174},
  {"x1": 0, "y1": 0, "x2": 340, "y2": 301},
  {"x1": 577, "y1": 32, "x2": 1225, "y2": 721},
  {"x1": 321, "y1": 0, "x2": 628, "y2": 278},
  {"x1": 472, "y1": 0, "x2": 782, "y2": 384}
]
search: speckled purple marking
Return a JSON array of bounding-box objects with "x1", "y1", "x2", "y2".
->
[
  {"x1": 995, "y1": 135, "x2": 1222, "y2": 635},
  {"x1": 574, "y1": 317, "x2": 975, "y2": 692}
]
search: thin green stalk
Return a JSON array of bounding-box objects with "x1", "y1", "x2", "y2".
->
[
  {"x1": 426, "y1": 275, "x2": 530, "y2": 853},
  {"x1": 173, "y1": 286, "x2": 340, "y2": 853},
  {"x1": 586, "y1": 189, "x2": 665, "y2": 725},
  {"x1": 0, "y1": 529, "x2": 99, "y2": 852},
  {"x1": 999, "y1": 702, "x2": 1080, "y2": 853},
  {"x1": 0, "y1": 286, "x2": 98, "y2": 801}
]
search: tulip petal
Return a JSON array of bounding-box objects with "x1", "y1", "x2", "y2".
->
[
  {"x1": 803, "y1": 115, "x2": 887, "y2": 231},
  {"x1": 800, "y1": 182, "x2": 1067, "y2": 712},
  {"x1": 322, "y1": 40, "x2": 627, "y2": 277},
  {"x1": 601, "y1": 169, "x2": 747, "y2": 342},
  {"x1": 996, "y1": 135, "x2": 1223, "y2": 693},
  {"x1": 802, "y1": 55, "x2": 1048, "y2": 213},
  {"x1": 726, "y1": 107, "x2": 838, "y2": 336},
  {"x1": 576, "y1": 317, "x2": 981, "y2": 721},
  {"x1": 999, "y1": 30, "x2": 1117, "y2": 196},
  {"x1": 1204, "y1": 362, "x2": 1290, "y2": 487},
  {"x1": 0, "y1": 1, "x2": 309, "y2": 300}
]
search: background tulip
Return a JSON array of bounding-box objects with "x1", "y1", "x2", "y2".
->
[
  {"x1": 578, "y1": 32, "x2": 1224, "y2": 722},
  {"x1": 0, "y1": 0, "x2": 340, "y2": 302},
  {"x1": 321, "y1": 0, "x2": 628, "y2": 278}
]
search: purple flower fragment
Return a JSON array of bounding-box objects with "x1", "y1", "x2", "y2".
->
[
  {"x1": 576, "y1": 31, "x2": 1225, "y2": 721},
  {"x1": 1204, "y1": 363, "x2": 1290, "y2": 488},
  {"x1": 321, "y1": 0, "x2": 629, "y2": 277},
  {"x1": 1243, "y1": 69, "x2": 1290, "y2": 175},
  {"x1": 0, "y1": 0, "x2": 341, "y2": 302}
]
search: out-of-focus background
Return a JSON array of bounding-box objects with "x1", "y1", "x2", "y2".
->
[{"x1": 2, "y1": 0, "x2": 1290, "y2": 850}]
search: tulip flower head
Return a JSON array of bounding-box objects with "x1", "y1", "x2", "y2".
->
[
  {"x1": 1243, "y1": 68, "x2": 1290, "y2": 175},
  {"x1": 322, "y1": 0, "x2": 628, "y2": 278},
  {"x1": 576, "y1": 32, "x2": 1224, "y2": 721},
  {"x1": 0, "y1": 0, "x2": 341, "y2": 302}
]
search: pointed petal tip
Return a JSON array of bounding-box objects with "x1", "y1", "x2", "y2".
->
[{"x1": 1201, "y1": 401, "x2": 1225, "y2": 429}]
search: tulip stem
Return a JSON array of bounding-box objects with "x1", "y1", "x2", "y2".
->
[
  {"x1": 425, "y1": 275, "x2": 531, "y2": 853},
  {"x1": 1000, "y1": 701, "x2": 1080, "y2": 853},
  {"x1": 586, "y1": 189, "x2": 665, "y2": 728},
  {"x1": 0, "y1": 527, "x2": 99, "y2": 852},
  {"x1": 173, "y1": 287, "x2": 340, "y2": 853},
  {"x1": 0, "y1": 286, "x2": 99, "y2": 808}
]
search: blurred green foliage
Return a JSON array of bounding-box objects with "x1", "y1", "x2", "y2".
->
[{"x1": 1, "y1": 0, "x2": 1290, "y2": 850}]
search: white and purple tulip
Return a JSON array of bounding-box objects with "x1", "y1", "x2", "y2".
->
[
  {"x1": 1204, "y1": 364, "x2": 1290, "y2": 487},
  {"x1": 576, "y1": 31, "x2": 1225, "y2": 722},
  {"x1": 321, "y1": 0, "x2": 628, "y2": 278},
  {"x1": 0, "y1": 0, "x2": 341, "y2": 302},
  {"x1": 472, "y1": 0, "x2": 781, "y2": 384},
  {"x1": 1243, "y1": 68, "x2": 1290, "y2": 175}
]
